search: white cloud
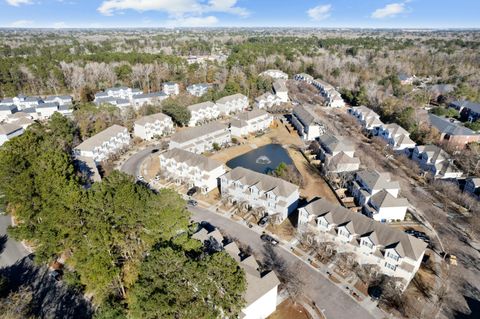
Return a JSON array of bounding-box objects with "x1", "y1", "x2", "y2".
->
[
  {"x1": 371, "y1": 3, "x2": 406, "y2": 19},
  {"x1": 307, "y1": 4, "x2": 332, "y2": 21},
  {"x1": 10, "y1": 19, "x2": 34, "y2": 27},
  {"x1": 166, "y1": 15, "x2": 219, "y2": 27},
  {"x1": 6, "y1": 0, "x2": 32, "y2": 6},
  {"x1": 97, "y1": 0, "x2": 248, "y2": 17}
]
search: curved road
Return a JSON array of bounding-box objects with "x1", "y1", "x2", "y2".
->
[
  {"x1": 189, "y1": 206, "x2": 377, "y2": 319},
  {"x1": 0, "y1": 215, "x2": 30, "y2": 268},
  {"x1": 120, "y1": 145, "x2": 160, "y2": 176}
]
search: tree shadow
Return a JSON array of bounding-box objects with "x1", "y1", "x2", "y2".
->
[
  {"x1": 0, "y1": 256, "x2": 93, "y2": 319},
  {"x1": 0, "y1": 235, "x2": 7, "y2": 254}
]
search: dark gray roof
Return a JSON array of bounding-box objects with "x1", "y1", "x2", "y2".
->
[
  {"x1": 0, "y1": 104, "x2": 17, "y2": 111},
  {"x1": 133, "y1": 92, "x2": 167, "y2": 99},
  {"x1": 450, "y1": 100, "x2": 480, "y2": 114},
  {"x1": 170, "y1": 121, "x2": 228, "y2": 143},
  {"x1": 36, "y1": 102, "x2": 59, "y2": 109},
  {"x1": 428, "y1": 114, "x2": 478, "y2": 136}
]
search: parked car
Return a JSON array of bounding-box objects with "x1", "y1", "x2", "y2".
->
[
  {"x1": 187, "y1": 187, "x2": 199, "y2": 197},
  {"x1": 258, "y1": 215, "x2": 269, "y2": 228},
  {"x1": 187, "y1": 199, "x2": 198, "y2": 207},
  {"x1": 260, "y1": 234, "x2": 279, "y2": 246}
]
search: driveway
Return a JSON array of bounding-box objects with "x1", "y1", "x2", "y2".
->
[
  {"x1": 189, "y1": 206, "x2": 378, "y2": 319},
  {"x1": 0, "y1": 215, "x2": 30, "y2": 268}
]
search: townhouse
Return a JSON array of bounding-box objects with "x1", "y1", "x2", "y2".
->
[
  {"x1": 187, "y1": 101, "x2": 220, "y2": 127},
  {"x1": 0, "y1": 95, "x2": 43, "y2": 110},
  {"x1": 255, "y1": 92, "x2": 282, "y2": 109},
  {"x1": 163, "y1": 82, "x2": 180, "y2": 96},
  {"x1": 216, "y1": 93, "x2": 249, "y2": 115},
  {"x1": 186, "y1": 83, "x2": 211, "y2": 97},
  {"x1": 272, "y1": 79, "x2": 289, "y2": 103},
  {"x1": 94, "y1": 96, "x2": 131, "y2": 108},
  {"x1": 159, "y1": 148, "x2": 225, "y2": 194},
  {"x1": 0, "y1": 123, "x2": 24, "y2": 146},
  {"x1": 219, "y1": 166, "x2": 300, "y2": 222},
  {"x1": 411, "y1": 145, "x2": 463, "y2": 179},
  {"x1": 349, "y1": 169, "x2": 408, "y2": 222},
  {"x1": 310, "y1": 79, "x2": 345, "y2": 108},
  {"x1": 132, "y1": 92, "x2": 167, "y2": 108},
  {"x1": 5, "y1": 112, "x2": 35, "y2": 129},
  {"x1": 94, "y1": 87, "x2": 142, "y2": 108},
  {"x1": 193, "y1": 227, "x2": 280, "y2": 319},
  {"x1": 74, "y1": 125, "x2": 130, "y2": 163},
  {"x1": 464, "y1": 177, "x2": 480, "y2": 198},
  {"x1": 377, "y1": 123, "x2": 416, "y2": 151},
  {"x1": 0, "y1": 105, "x2": 18, "y2": 121},
  {"x1": 230, "y1": 109, "x2": 273, "y2": 137},
  {"x1": 259, "y1": 69, "x2": 288, "y2": 80},
  {"x1": 298, "y1": 198, "x2": 427, "y2": 288},
  {"x1": 43, "y1": 95, "x2": 73, "y2": 106},
  {"x1": 449, "y1": 100, "x2": 480, "y2": 122},
  {"x1": 294, "y1": 73, "x2": 314, "y2": 83},
  {"x1": 348, "y1": 106, "x2": 384, "y2": 134},
  {"x1": 36, "y1": 102, "x2": 61, "y2": 120},
  {"x1": 134, "y1": 113, "x2": 174, "y2": 140},
  {"x1": 428, "y1": 114, "x2": 480, "y2": 149},
  {"x1": 169, "y1": 121, "x2": 231, "y2": 154},
  {"x1": 318, "y1": 134, "x2": 360, "y2": 173},
  {"x1": 291, "y1": 105, "x2": 325, "y2": 141}
]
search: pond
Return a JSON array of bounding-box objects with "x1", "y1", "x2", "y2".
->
[{"x1": 226, "y1": 144, "x2": 293, "y2": 174}]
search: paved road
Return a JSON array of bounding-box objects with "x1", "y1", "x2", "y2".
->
[
  {"x1": 0, "y1": 215, "x2": 30, "y2": 268},
  {"x1": 120, "y1": 145, "x2": 160, "y2": 176},
  {"x1": 189, "y1": 206, "x2": 377, "y2": 319}
]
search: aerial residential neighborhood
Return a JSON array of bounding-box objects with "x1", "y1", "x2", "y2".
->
[{"x1": 0, "y1": 1, "x2": 479, "y2": 319}]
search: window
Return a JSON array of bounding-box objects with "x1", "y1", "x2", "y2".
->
[
  {"x1": 318, "y1": 219, "x2": 328, "y2": 228},
  {"x1": 387, "y1": 252, "x2": 399, "y2": 261},
  {"x1": 384, "y1": 262, "x2": 397, "y2": 271},
  {"x1": 339, "y1": 229, "x2": 349, "y2": 238},
  {"x1": 362, "y1": 240, "x2": 373, "y2": 249}
]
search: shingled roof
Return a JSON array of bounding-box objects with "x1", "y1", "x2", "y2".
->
[
  {"x1": 160, "y1": 148, "x2": 223, "y2": 172},
  {"x1": 135, "y1": 112, "x2": 171, "y2": 126},
  {"x1": 170, "y1": 121, "x2": 228, "y2": 144},
  {"x1": 75, "y1": 125, "x2": 128, "y2": 152}
]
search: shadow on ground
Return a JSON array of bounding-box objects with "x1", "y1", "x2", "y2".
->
[
  {"x1": 0, "y1": 255, "x2": 93, "y2": 319},
  {"x1": 0, "y1": 234, "x2": 7, "y2": 254}
]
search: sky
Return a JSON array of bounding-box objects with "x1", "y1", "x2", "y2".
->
[{"x1": 0, "y1": 0, "x2": 479, "y2": 29}]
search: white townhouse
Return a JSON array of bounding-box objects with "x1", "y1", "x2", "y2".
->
[
  {"x1": 186, "y1": 83, "x2": 211, "y2": 97},
  {"x1": 310, "y1": 79, "x2": 345, "y2": 108},
  {"x1": 411, "y1": 145, "x2": 463, "y2": 179},
  {"x1": 187, "y1": 101, "x2": 220, "y2": 127},
  {"x1": 132, "y1": 92, "x2": 167, "y2": 109},
  {"x1": 291, "y1": 105, "x2": 325, "y2": 141},
  {"x1": 74, "y1": 125, "x2": 130, "y2": 163},
  {"x1": 348, "y1": 106, "x2": 384, "y2": 133},
  {"x1": 134, "y1": 113, "x2": 174, "y2": 140},
  {"x1": 298, "y1": 198, "x2": 427, "y2": 289},
  {"x1": 318, "y1": 134, "x2": 360, "y2": 173},
  {"x1": 349, "y1": 170, "x2": 408, "y2": 222},
  {"x1": 464, "y1": 177, "x2": 480, "y2": 198},
  {"x1": 255, "y1": 92, "x2": 282, "y2": 109},
  {"x1": 0, "y1": 104, "x2": 18, "y2": 121},
  {"x1": 230, "y1": 109, "x2": 273, "y2": 137},
  {"x1": 103, "y1": 87, "x2": 142, "y2": 100},
  {"x1": 5, "y1": 112, "x2": 35, "y2": 129},
  {"x1": 159, "y1": 148, "x2": 225, "y2": 194},
  {"x1": 163, "y1": 82, "x2": 180, "y2": 96},
  {"x1": 36, "y1": 102, "x2": 60, "y2": 120},
  {"x1": 94, "y1": 96, "x2": 132, "y2": 108},
  {"x1": 44, "y1": 95, "x2": 73, "y2": 106},
  {"x1": 294, "y1": 73, "x2": 314, "y2": 83},
  {"x1": 0, "y1": 123, "x2": 24, "y2": 146},
  {"x1": 0, "y1": 95, "x2": 43, "y2": 110},
  {"x1": 94, "y1": 87, "x2": 142, "y2": 108},
  {"x1": 273, "y1": 79, "x2": 289, "y2": 103},
  {"x1": 220, "y1": 167, "x2": 300, "y2": 222},
  {"x1": 193, "y1": 228, "x2": 280, "y2": 319},
  {"x1": 377, "y1": 123, "x2": 416, "y2": 151},
  {"x1": 169, "y1": 121, "x2": 231, "y2": 154},
  {"x1": 259, "y1": 69, "x2": 288, "y2": 80},
  {"x1": 216, "y1": 93, "x2": 248, "y2": 115}
]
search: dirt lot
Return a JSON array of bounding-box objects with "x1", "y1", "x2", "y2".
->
[{"x1": 268, "y1": 299, "x2": 312, "y2": 319}]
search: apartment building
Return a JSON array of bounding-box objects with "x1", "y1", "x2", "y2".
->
[
  {"x1": 169, "y1": 121, "x2": 231, "y2": 154},
  {"x1": 259, "y1": 69, "x2": 288, "y2": 80},
  {"x1": 95, "y1": 87, "x2": 142, "y2": 102},
  {"x1": 0, "y1": 123, "x2": 24, "y2": 146},
  {"x1": 230, "y1": 109, "x2": 273, "y2": 137},
  {"x1": 318, "y1": 134, "x2": 360, "y2": 173},
  {"x1": 294, "y1": 75, "x2": 345, "y2": 108},
  {"x1": 427, "y1": 114, "x2": 480, "y2": 149},
  {"x1": 163, "y1": 82, "x2": 180, "y2": 96},
  {"x1": 134, "y1": 113, "x2": 174, "y2": 140},
  {"x1": 348, "y1": 106, "x2": 384, "y2": 134},
  {"x1": 216, "y1": 93, "x2": 248, "y2": 115},
  {"x1": 377, "y1": 123, "x2": 416, "y2": 151},
  {"x1": 193, "y1": 227, "x2": 280, "y2": 319},
  {"x1": 159, "y1": 148, "x2": 225, "y2": 194},
  {"x1": 273, "y1": 79, "x2": 289, "y2": 103},
  {"x1": 132, "y1": 92, "x2": 167, "y2": 108},
  {"x1": 219, "y1": 167, "x2": 300, "y2": 222},
  {"x1": 411, "y1": 145, "x2": 463, "y2": 179},
  {"x1": 186, "y1": 83, "x2": 211, "y2": 97},
  {"x1": 0, "y1": 105, "x2": 18, "y2": 121},
  {"x1": 298, "y1": 198, "x2": 427, "y2": 289},
  {"x1": 5, "y1": 112, "x2": 35, "y2": 129},
  {"x1": 294, "y1": 73, "x2": 314, "y2": 83},
  {"x1": 0, "y1": 95, "x2": 42, "y2": 110},
  {"x1": 74, "y1": 125, "x2": 130, "y2": 163},
  {"x1": 187, "y1": 101, "x2": 220, "y2": 127},
  {"x1": 255, "y1": 92, "x2": 282, "y2": 109},
  {"x1": 291, "y1": 105, "x2": 325, "y2": 141},
  {"x1": 43, "y1": 95, "x2": 73, "y2": 106}
]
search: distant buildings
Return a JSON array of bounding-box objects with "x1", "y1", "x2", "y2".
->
[
  {"x1": 159, "y1": 148, "x2": 225, "y2": 194},
  {"x1": 427, "y1": 114, "x2": 480, "y2": 149},
  {"x1": 272, "y1": 79, "x2": 289, "y2": 103},
  {"x1": 464, "y1": 177, "x2": 480, "y2": 198},
  {"x1": 132, "y1": 92, "x2": 168, "y2": 109},
  {"x1": 0, "y1": 123, "x2": 24, "y2": 146},
  {"x1": 220, "y1": 166, "x2": 300, "y2": 222},
  {"x1": 94, "y1": 87, "x2": 142, "y2": 107},
  {"x1": 134, "y1": 113, "x2": 174, "y2": 140},
  {"x1": 216, "y1": 93, "x2": 248, "y2": 115},
  {"x1": 169, "y1": 121, "x2": 231, "y2": 154},
  {"x1": 318, "y1": 134, "x2": 360, "y2": 173},
  {"x1": 187, "y1": 101, "x2": 220, "y2": 127},
  {"x1": 298, "y1": 198, "x2": 427, "y2": 289},
  {"x1": 187, "y1": 83, "x2": 211, "y2": 97},
  {"x1": 0, "y1": 94, "x2": 73, "y2": 121},
  {"x1": 259, "y1": 69, "x2": 288, "y2": 80},
  {"x1": 74, "y1": 125, "x2": 130, "y2": 163},
  {"x1": 230, "y1": 109, "x2": 273, "y2": 137},
  {"x1": 411, "y1": 145, "x2": 463, "y2": 179},
  {"x1": 163, "y1": 82, "x2": 180, "y2": 96},
  {"x1": 193, "y1": 227, "x2": 280, "y2": 319},
  {"x1": 291, "y1": 105, "x2": 325, "y2": 141}
]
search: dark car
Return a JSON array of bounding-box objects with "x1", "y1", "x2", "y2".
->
[
  {"x1": 151, "y1": 148, "x2": 159, "y2": 154},
  {"x1": 187, "y1": 187, "x2": 199, "y2": 197},
  {"x1": 187, "y1": 199, "x2": 198, "y2": 206},
  {"x1": 368, "y1": 286, "x2": 382, "y2": 301},
  {"x1": 258, "y1": 216, "x2": 269, "y2": 228},
  {"x1": 260, "y1": 234, "x2": 279, "y2": 246}
]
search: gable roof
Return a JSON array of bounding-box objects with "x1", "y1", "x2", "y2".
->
[
  {"x1": 356, "y1": 170, "x2": 400, "y2": 191},
  {"x1": 75, "y1": 125, "x2": 128, "y2": 152},
  {"x1": 216, "y1": 93, "x2": 247, "y2": 104},
  {"x1": 170, "y1": 121, "x2": 228, "y2": 144},
  {"x1": 160, "y1": 148, "x2": 223, "y2": 172},
  {"x1": 0, "y1": 123, "x2": 22, "y2": 135},
  {"x1": 428, "y1": 114, "x2": 477, "y2": 136},
  {"x1": 450, "y1": 100, "x2": 480, "y2": 113},
  {"x1": 273, "y1": 79, "x2": 288, "y2": 93},
  {"x1": 319, "y1": 134, "x2": 356, "y2": 153},
  {"x1": 187, "y1": 101, "x2": 216, "y2": 112},
  {"x1": 135, "y1": 112, "x2": 171, "y2": 126},
  {"x1": 369, "y1": 190, "x2": 409, "y2": 208},
  {"x1": 293, "y1": 105, "x2": 321, "y2": 126}
]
